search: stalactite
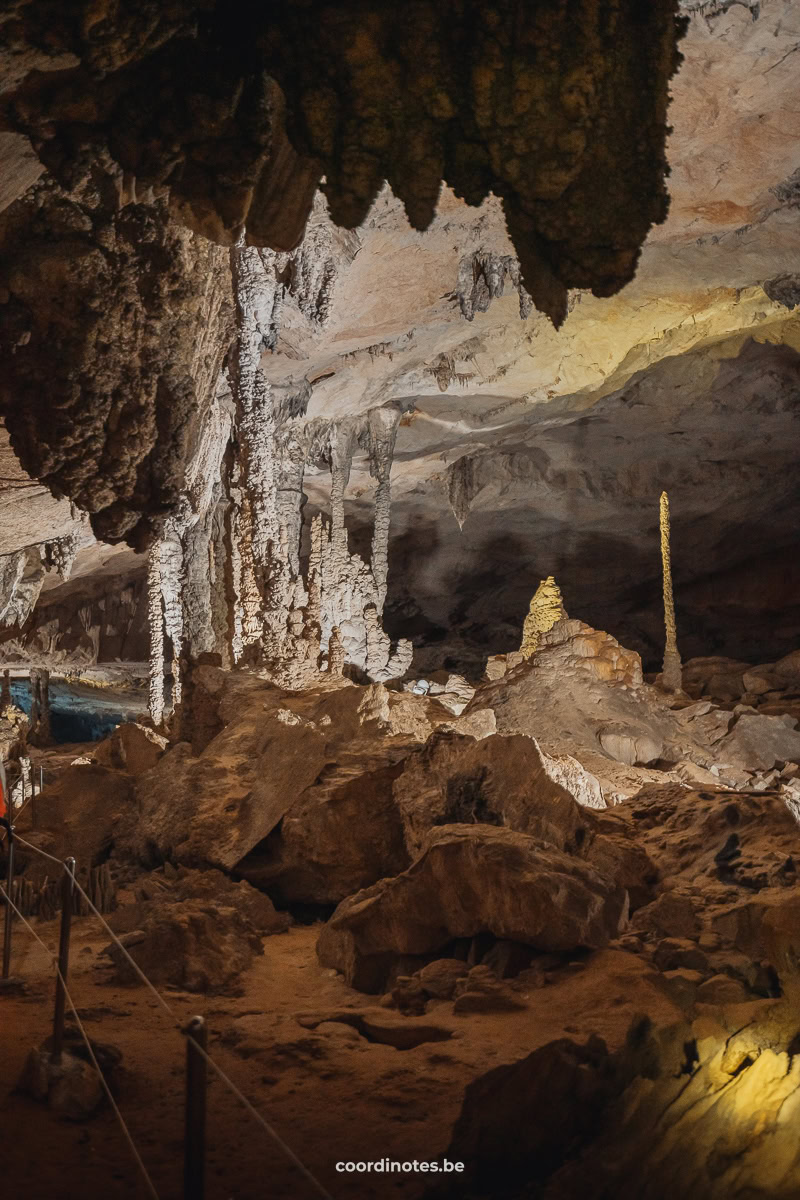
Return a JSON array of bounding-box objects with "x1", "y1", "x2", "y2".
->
[
  {"x1": 457, "y1": 251, "x2": 533, "y2": 322},
  {"x1": 147, "y1": 544, "x2": 165, "y2": 726},
  {"x1": 660, "y1": 491, "x2": 683, "y2": 692},
  {"x1": 43, "y1": 530, "x2": 82, "y2": 581}
]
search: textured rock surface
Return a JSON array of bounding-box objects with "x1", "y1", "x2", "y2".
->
[
  {"x1": 0, "y1": 168, "x2": 234, "y2": 547},
  {"x1": 119, "y1": 666, "x2": 445, "y2": 874},
  {"x1": 1, "y1": 0, "x2": 685, "y2": 326},
  {"x1": 317, "y1": 824, "x2": 627, "y2": 992},
  {"x1": 104, "y1": 899, "x2": 264, "y2": 993},
  {"x1": 430, "y1": 1003, "x2": 800, "y2": 1200},
  {"x1": 393, "y1": 730, "x2": 604, "y2": 858}
]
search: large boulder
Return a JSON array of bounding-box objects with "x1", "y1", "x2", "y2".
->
[
  {"x1": 715, "y1": 711, "x2": 800, "y2": 772},
  {"x1": 234, "y1": 762, "x2": 410, "y2": 905},
  {"x1": 317, "y1": 824, "x2": 627, "y2": 992},
  {"x1": 430, "y1": 1005, "x2": 800, "y2": 1200},
  {"x1": 127, "y1": 866, "x2": 291, "y2": 935},
  {"x1": 104, "y1": 897, "x2": 264, "y2": 993},
  {"x1": 93, "y1": 721, "x2": 168, "y2": 777},
  {"x1": 466, "y1": 619, "x2": 714, "y2": 797},
  {"x1": 119, "y1": 667, "x2": 440, "y2": 873},
  {"x1": 393, "y1": 730, "x2": 604, "y2": 859},
  {"x1": 16, "y1": 763, "x2": 134, "y2": 877}
]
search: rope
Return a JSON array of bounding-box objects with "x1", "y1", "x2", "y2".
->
[
  {"x1": 11, "y1": 835, "x2": 336, "y2": 1200},
  {"x1": 14, "y1": 835, "x2": 68, "y2": 867},
  {"x1": 0, "y1": 883, "x2": 161, "y2": 1200}
]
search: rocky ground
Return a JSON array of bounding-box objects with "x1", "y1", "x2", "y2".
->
[{"x1": 3, "y1": 617, "x2": 800, "y2": 1197}]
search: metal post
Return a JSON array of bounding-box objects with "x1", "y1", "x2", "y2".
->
[
  {"x1": 2, "y1": 829, "x2": 14, "y2": 980},
  {"x1": 184, "y1": 1015, "x2": 208, "y2": 1200},
  {"x1": 51, "y1": 857, "x2": 75, "y2": 1064}
]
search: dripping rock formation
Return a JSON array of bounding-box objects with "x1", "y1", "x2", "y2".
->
[{"x1": 2, "y1": 4, "x2": 800, "y2": 1199}]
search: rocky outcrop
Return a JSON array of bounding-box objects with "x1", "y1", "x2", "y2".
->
[
  {"x1": 468, "y1": 619, "x2": 693, "y2": 797},
  {"x1": 105, "y1": 899, "x2": 264, "y2": 994},
  {"x1": 119, "y1": 666, "x2": 442, "y2": 875},
  {"x1": 431, "y1": 1003, "x2": 800, "y2": 1200},
  {"x1": 317, "y1": 824, "x2": 628, "y2": 992},
  {"x1": 393, "y1": 730, "x2": 605, "y2": 859}
]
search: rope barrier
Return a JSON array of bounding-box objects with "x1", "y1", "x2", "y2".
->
[
  {"x1": 10, "y1": 835, "x2": 336, "y2": 1200},
  {"x1": 0, "y1": 882, "x2": 161, "y2": 1200}
]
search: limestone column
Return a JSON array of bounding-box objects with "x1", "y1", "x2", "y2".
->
[{"x1": 659, "y1": 491, "x2": 683, "y2": 693}]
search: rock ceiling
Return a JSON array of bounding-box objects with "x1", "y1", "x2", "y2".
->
[{"x1": 1, "y1": 1, "x2": 799, "y2": 672}]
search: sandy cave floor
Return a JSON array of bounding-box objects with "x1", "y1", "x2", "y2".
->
[{"x1": 0, "y1": 915, "x2": 681, "y2": 1200}]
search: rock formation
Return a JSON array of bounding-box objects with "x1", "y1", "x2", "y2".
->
[
  {"x1": 3, "y1": 9, "x2": 800, "y2": 1196},
  {"x1": 519, "y1": 576, "x2": 566, "y2": 659},
  {"x1": 659, "y1": 491, "x2": 683, "y2": 692}
]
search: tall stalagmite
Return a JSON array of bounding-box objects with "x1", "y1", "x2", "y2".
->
[
  {"x1": 520, "y1": 577, "x2": 567, "y2": 659},
  {"x1": 659, "y1": 491, "x2": 683, "y2": 692}
]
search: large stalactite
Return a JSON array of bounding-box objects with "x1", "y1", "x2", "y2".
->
[{"x1": 0, "y1": 2, "x2": 686, "y2": 554}]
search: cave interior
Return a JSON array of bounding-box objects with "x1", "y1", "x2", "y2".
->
[{"x1": 1, "y1": 2, "x2": 800, "y2": 1198}]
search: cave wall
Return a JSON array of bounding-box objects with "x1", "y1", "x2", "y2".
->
[
  {"x1": 0, "y1": 565, "x2": 148, "y2": 669},
  {"x1": 375, "y1": 332, "x2": 800, "y2": 674}
]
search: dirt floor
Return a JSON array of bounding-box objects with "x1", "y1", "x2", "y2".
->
[{"x1": 0, "y1": 907, "x2": 681, "y2": 1200}]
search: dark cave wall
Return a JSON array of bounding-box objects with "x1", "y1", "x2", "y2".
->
[
  {"x1": 380, "y1": 335, "x2": 800, "y2": 675},
  {"x1": 0, "y1": 570, "x2": 148, "y2": 668}
]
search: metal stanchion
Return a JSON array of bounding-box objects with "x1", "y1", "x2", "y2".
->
[
  {"x1": 2, "y1": 825, "x2": 14, "y2": 980},
  {"x1": 51, "y1": 856, "x2": 76, "y2": 1063},
  {"x1": 184, "y1": 1015, "x2": 208, "y2": 1200}
]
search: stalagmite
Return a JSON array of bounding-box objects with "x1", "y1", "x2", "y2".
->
[
  {"x1": 29, "y1": 666, "x2": 51, "y2": 744},
  {"x1": 368, "y1": 407, "x2": 401, "y2": 615},
  {"x1": 147, "y1": 544, "x2": 165, "y2": 726},
  {"x1": 157, "y1": 514, "x2": 187, "y2": 709},
  {"x1": 660, "y1": 491, "x2": 683, "y2": 692},
  {"x1": 520, "y1": 576, "x2": 567, "y2": 659},
  {"x1": 327, "y1": 627, "x2": 345, "y2": 677}
]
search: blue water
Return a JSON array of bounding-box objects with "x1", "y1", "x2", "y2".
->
[{"x1": 10, "y1": 680, "x2": 137, "y2": 743}]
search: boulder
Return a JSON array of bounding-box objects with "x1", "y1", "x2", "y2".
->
[
  {"x1": 696, "y1": 974, "x2": 749, "y2": 1005},
  {"x1": 164, "y1": 867, "x2": 290, "y2": 934},
  {"x1": 104, "y1": 898, "x2": 264, "y2": 993},
  {"x1": 597, "y1": 728, "x2": 663, "y2": 767},
  {"x1": 234, "y1": 762, "x2": 410, "y2": 905},
  {"x1": 466, "y1": 619, "x2": 713, "y2": 794},
  {"x1": 119, "y1": 668, "x2": 434, "y2": 873},
  {"x1": 16, "y1": 763, "x2": 134, "y2": 877},
  {"x1": 416, "y1": 958, "x2": 470, "y2": 999},
  {"x1": 19, "y1": 1047, "x2": 104, "y2": 1120},
  {"x1": 634, "y1": 893, "x2": 699, "y2": 939},
  {"x1": 715, "y1": 711, "x2": 800, "y2": 772},
  {"x1": 629, "y1": 785, "x2": 800, "y2": 899},
  {"x1": 452, "y1": 965, "x2": 527, "y2": 1014},
  {"x1": 317, "y1": 824, "x2": 627, "y2": 992},
  {"x1": 93, "y1": 721, "x2": 168, "y2": 776},
  {"x1": 773, "y1": 649, "x2": 800, "y2": 686},
  {"x1": 393, "y1": 730, "x2": 603, "y2": 860}
]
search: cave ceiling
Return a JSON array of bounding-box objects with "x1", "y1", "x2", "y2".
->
[{"x1": 1, "y1": 0, "x2": 799, "y2": 669}]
